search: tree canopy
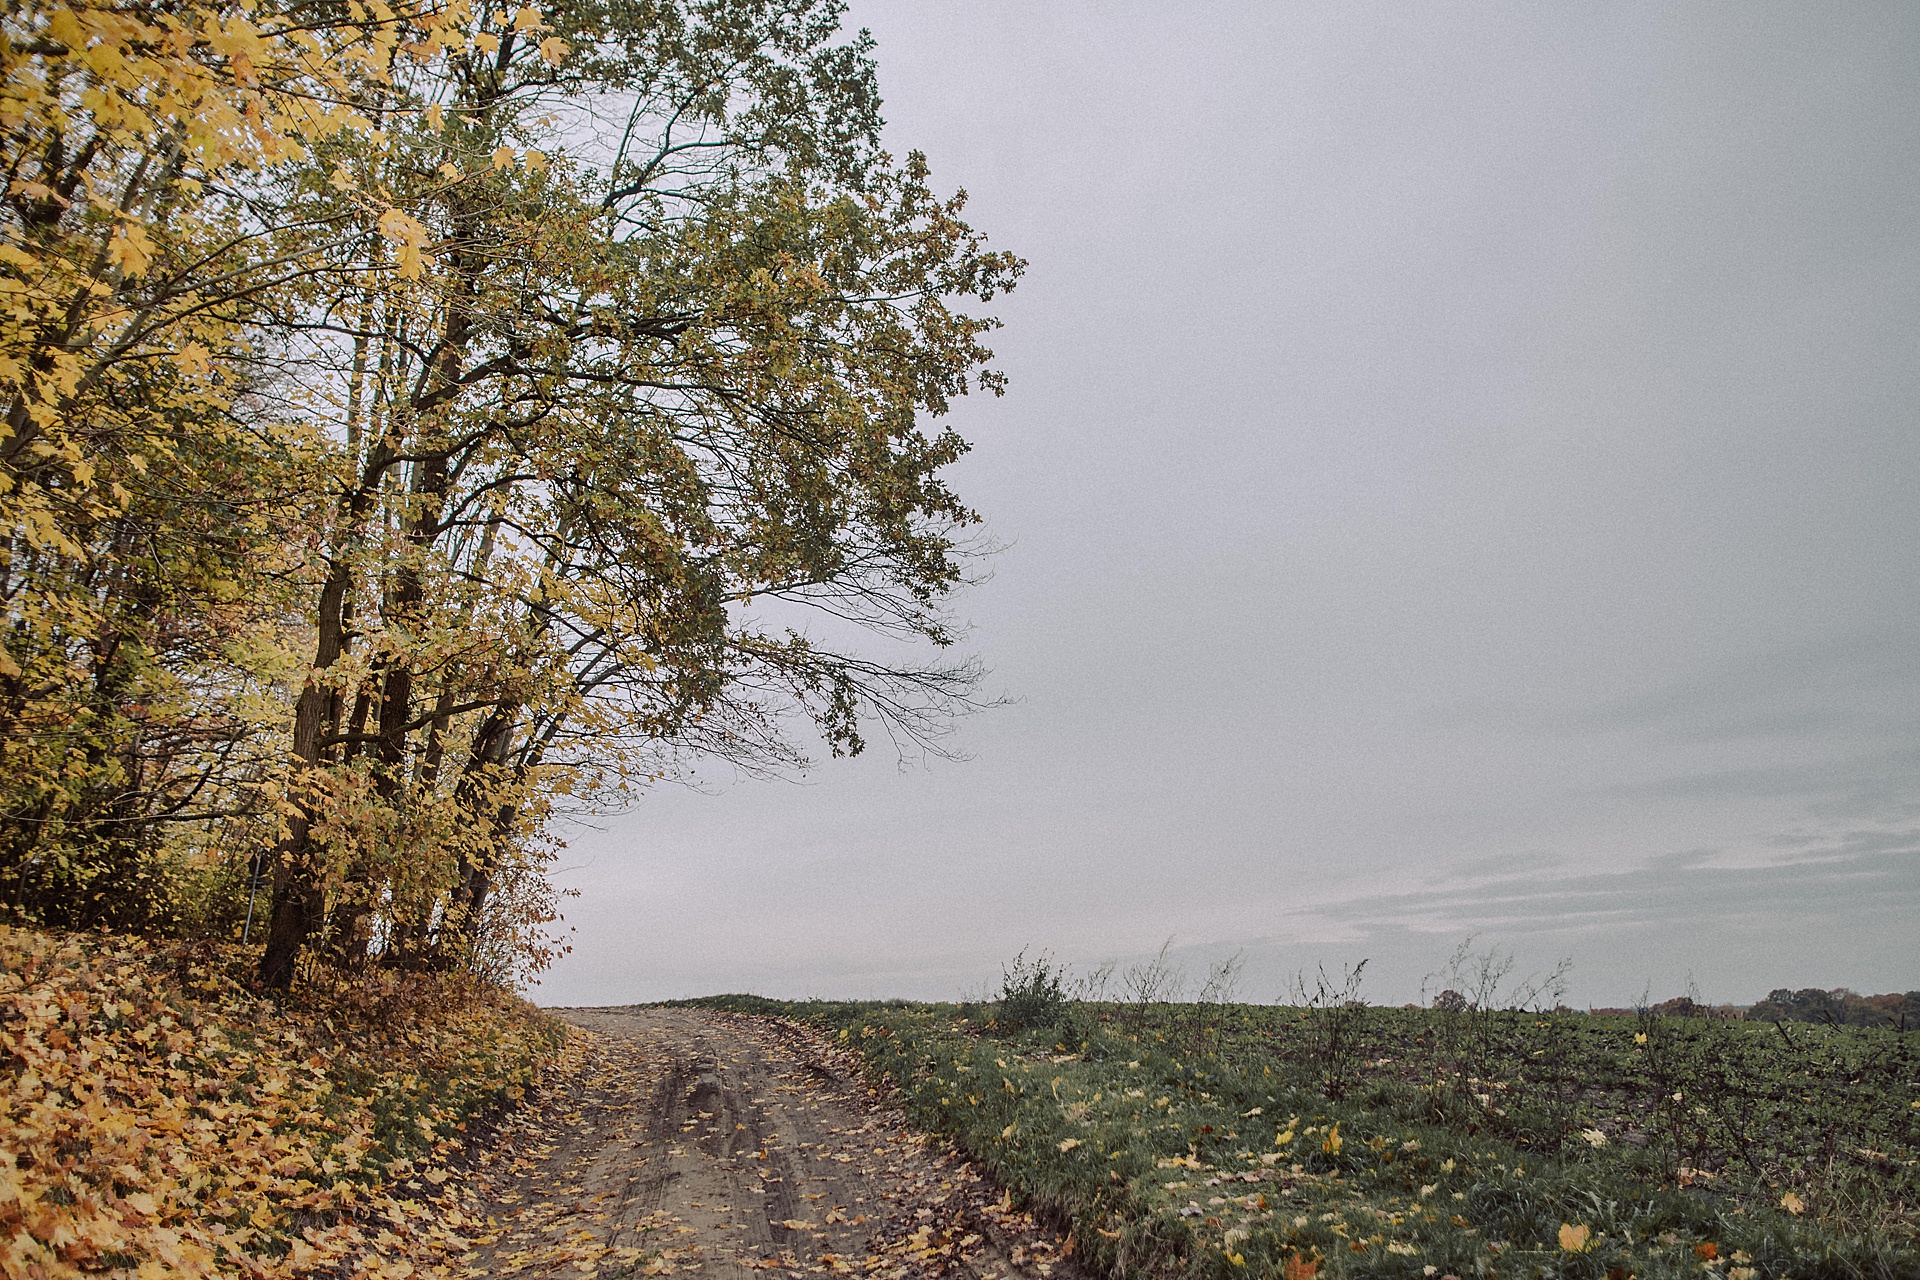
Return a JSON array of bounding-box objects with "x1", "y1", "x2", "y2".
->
[{"x1": 0, "y1": 0, "x2": 1019, "y2": 986}]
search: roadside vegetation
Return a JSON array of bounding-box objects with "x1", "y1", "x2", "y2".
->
[{"x1": 689, "y1": 948, "x2": 1919, "y2": 1280}]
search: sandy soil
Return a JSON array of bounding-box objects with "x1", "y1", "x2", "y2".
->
[{"x1": 456, "y1": 1007, "x2": 1084, "y2": 1280}]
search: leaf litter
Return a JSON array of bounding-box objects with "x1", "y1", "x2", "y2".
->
[{"x1": 0, "y1": 926, "x2": 559, "y2": 1278}]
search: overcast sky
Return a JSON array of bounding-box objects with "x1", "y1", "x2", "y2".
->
[{"x1": 540, "y1": 1, "x2": 1920, "y2": 1010}]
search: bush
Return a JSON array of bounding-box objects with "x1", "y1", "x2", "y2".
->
[{"x1": 997, "y1": 948, "x2": 1070, "y2": 1031}]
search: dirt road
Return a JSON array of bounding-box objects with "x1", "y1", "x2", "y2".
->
[{"x1": 456, "y1": 1007, "x2": 1081, "y2": 1280}]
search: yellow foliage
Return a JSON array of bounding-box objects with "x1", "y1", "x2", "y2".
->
[
  {"x1": 0, "y1": 0, "x2": 1019, "y2": 993},
  {"x1": 106, "y1": 223, "x2": 153, "y2": 276}
]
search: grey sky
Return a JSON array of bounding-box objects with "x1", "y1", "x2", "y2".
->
[{"x1": 539, "y1": 2, "x2": 1920, "y2": 1009}]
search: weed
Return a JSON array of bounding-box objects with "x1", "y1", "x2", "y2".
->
[
  {"x1": 1121, "y1": 937, "x2": 1186, "y2": 1030},
  {"x1": 997, "y1": 948, "x2": 1071, "y2": 1032},
  {"x1": 1285, "y1": 960, "x2": 1371, "y2": 1099}
]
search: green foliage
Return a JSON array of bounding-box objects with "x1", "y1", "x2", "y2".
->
[
  {"x1": 996, "y1": 948, "x2": 1071, "y2": 1031},
  {"x1": 660, "y1": 993, "x2": 796, "y2": 1018},
  {"x1": 0, "y1": 0, "x2": 362, "y2": 936}
]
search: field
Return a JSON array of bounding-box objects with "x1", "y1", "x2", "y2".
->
[{"x1": 685, "y1": 991, "x2": 1920, "y2": 1280}]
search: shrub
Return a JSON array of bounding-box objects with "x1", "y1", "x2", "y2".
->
[{"x1": 997, "y1": 948, "x2": 1070, "y2": 1031}]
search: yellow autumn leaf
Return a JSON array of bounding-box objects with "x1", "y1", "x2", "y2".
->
[
  {"x1": 492, "y1": 145, "x2": 515, "y2": 169},
  {"x1": 378, "y1": 206, "x2": 429, "y2": 244},
  {"x1": 539, "y1": 35, "x2": 568, "y2": 65},
  {"x1": 1058, "y1": 1138, "x2": 1080, "y2": 1152},
  {"x1": 1780, "y1": 1191, "x2": 1805, "y2": 1215},
  {"x1": 46, "y1": 8, "x2": 88, "y2": 50},
  {"x1": 1321, "y1": 1123, "x2": 1342, "y2": 1156},
  {"x1": 425, "y1": 102, "x2": 445, "y2": 130},
  {"x1": 1557, "y1": 1223, "x2": 1591, "y2": 1253},
  {"x1": 377, "y1": 208, "x2": 432, "y2": 279},
  {"x1": 108, "y1": 222, "x2": 154, "y2": 275},
  {"x1": 525, "y1": 149, "x2": 548, "y2": 172},
  {"x1": 1001, "y1": 1124, "x2": 1016, "y2": 1139}
]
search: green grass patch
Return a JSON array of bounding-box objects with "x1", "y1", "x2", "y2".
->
[{"x1": 685, "y1": 996, "x2": 1918, "y2": 1280}]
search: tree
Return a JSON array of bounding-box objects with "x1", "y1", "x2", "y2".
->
[
  {"x1": 0, "y1": 0, "x2": 1017, "y2": 981},
  {"x1": 0, "y1": 0, "x2": 394, "y2": 927},
  {"x1": 247, "y1": 0, "x2": 1020, "y2": 986}
]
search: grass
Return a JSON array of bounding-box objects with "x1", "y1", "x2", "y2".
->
[{"x1": 681, "y1": 995, "x2": 1920, "y2": 1280}]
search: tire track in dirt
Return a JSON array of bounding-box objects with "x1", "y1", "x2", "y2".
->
[{"x1": 456, "y1": 1007, "x2": 1086, "y2": 1280}]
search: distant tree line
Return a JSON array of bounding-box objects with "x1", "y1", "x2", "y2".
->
[
  {"x1": 1748, "y1": 988, "x2": 1920, "y2": 1030},
  {"x1": 1582, "y1": 990, "x2": 1919, "y2": 1029}
]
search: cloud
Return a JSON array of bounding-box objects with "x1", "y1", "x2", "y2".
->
[
  {"x1": 1188, "y1": 825, "x2": 1920, "y2": 1005},
  {"x1": 1591, "y1": 744, "x2": 1920, "y2": 804},
  {"x1": 1559, "y1": 632, "x2": 1920, "y2": 743},
  {"x1": 1343, "y1": 828, "x2": 1917, "y2": 931}
]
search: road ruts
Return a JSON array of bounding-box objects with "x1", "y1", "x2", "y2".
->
[{"x1": 455, "y1": 1006, "x2": 1088, "y2": 1280}]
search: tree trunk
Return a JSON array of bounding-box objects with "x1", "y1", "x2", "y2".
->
[
  {"x1": 255, "y1": 437, "x2": 384, "y2": 986},
  {"x1": 257, "y1": 658, "x2": 339, "y2": 987}
]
